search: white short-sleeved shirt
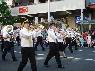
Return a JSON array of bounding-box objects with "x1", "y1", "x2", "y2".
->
[
  {"x1": 47, "y1": 29, "x2": 57, "y2": 42},
  {"x1": 20, "y1": 28, "x2": 33, "y2": 47},
  {"x1": 56, "y1": 32, "x2": 64, "y2": 43}
]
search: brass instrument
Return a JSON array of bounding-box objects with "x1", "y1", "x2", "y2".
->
[{"x1": 2, "y1": 25, "x2": 14, "y2": 41}]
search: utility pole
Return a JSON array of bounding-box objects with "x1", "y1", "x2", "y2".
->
[
  {"x1": 81, "y1": 9, "x2": 83, "y2": 33},
  {"x1": 48, "y1": 0, "x2": 50, "y2": 22}
]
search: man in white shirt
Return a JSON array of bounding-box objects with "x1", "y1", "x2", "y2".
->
[
  {"x1": 2, "y1": 25, "x2": 17, "y2": 61},
  {"x1": 14, "y1": 27, "x2": 21, "y2": 46},
  {"x1": 17, "y1": 21, "x2": 37, "y2": 71},
  {"x1": 35, "y1": 27, "x2": 45, "y2": 51},
  {"x1": 65, "y1": 28, "x2": 74, "y2": 53},
  {"x1": 44, "y1": 23, "x2": 64, "y2": 68},
  {"x1": 55, "y1": 27, "x2": 67, "y2": 58},
  {"x1": 71, "y1": 30, "x2": 79, "y2": 50}
]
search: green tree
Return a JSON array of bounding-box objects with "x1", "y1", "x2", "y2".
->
[{"x1": 0, "y1": 2, "x2": 15, "y2": 25}]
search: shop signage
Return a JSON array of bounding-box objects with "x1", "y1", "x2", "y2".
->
[
  {"x1": 19, "y1": 7, "x2": 28, "y2": 13},
  {"x1": 75, "y1": 16, "x2": 81, "y2": 24}
]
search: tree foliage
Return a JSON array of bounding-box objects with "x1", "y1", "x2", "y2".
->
[{"x1": 0, "y1": 2, "x2": 16, "y2": 25}]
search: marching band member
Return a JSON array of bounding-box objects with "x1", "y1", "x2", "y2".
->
[
  {"x1": 65, "y1": 28, "x2": 79, "y2": 53},
  {"x1": 72, "y1": 30, "x2": 80, "y2": 50},
  {"x1": 29, "y1": 24, "x2": 36, "y2": 47},
  {"x1": 1, "y1": 26, "x2": 5, "y2": 52},
  {"x1": 44, "y1": 23, "x2": 64, "y2": 68},
  {"x1": 55, "y1": 27, "x2": 67, "y2": 58},
  {"x1": 14, "y1": 27, "x2": 21, "y2": 46},
  {"x1": 2, "y1": 25, "x2": 17, "y2": 61},
  {"x1": 65, "y1": 28, "x2": 73, "y2": 53},
  {"x1": 17, "y1": 21, "x2": 37, "y2": 71},
  {"x1": 35, "y1": 26, "x2": 45, "y2": 51}
]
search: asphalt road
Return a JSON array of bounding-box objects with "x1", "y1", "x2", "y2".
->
[{"x1": 0, "y1": 45, "x2": 95, "y2": 71}]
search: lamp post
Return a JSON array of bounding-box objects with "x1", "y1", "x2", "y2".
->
[
  {"x1": 48, "y1": 0, "x2": 50, "y2": 22},
  {"x1": 34, "y1": 0, "x2": 39, "y2": 4},
  {"x1": 81, "y1": 9, "x2": 83, "y2": 33}
]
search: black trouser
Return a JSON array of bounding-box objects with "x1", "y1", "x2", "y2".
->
[
  {"x1": 17, "y1": 40, "x2": 20, "y2": 46},
  {"x1": 1, "y1": 39, "x2": 4, "y2": 52},
  {"x1": 35, "y1": 36, "x2": 44, "y2": 50},
  {"x1": 65, "y1": 37, "x2": 73, "y2": 53},
  {"x1": 16, "y1": 36, "x2": 20, "y2": 46},
  {"x1": 71, "y1": 40, "x2": 78, "y2": 50},
  {"x1": 65, "y1": 43, "x2": 73, "y2": 53},
  {"x1": 17, "y1": 47, "x2": 37, "y2": 71},
  {"x1": 2, "y1": 41, "x2": 16, "y2": 61},
  {"x1": 57, "y1": 42, "x2": 66, "y2": 51},
  {"x1": 44, "y1": 42, "x2": 62, "y2": 66}
]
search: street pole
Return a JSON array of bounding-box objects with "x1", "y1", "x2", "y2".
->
[
  {"x1": 81, "y1": 9, "x2": 83, "y2": 34},
  {"x1": 34, "y1": 0, "x2": 39, "y2": 4},
  {"x1": 89, "y1": 13, "x2": 91, "y2": 31},
  {"x1": 48, "y1": 0, "x2": 50, "y2": 22}
]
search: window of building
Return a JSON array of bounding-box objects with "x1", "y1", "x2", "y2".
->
[
  {"x1": 39, "y1": 0, "x2": 47, "y2": 3},
  {"x1": 86, "y1": 0, "x2": 95, "y2": 5},
  {"x1": 39, "y1": 0, "x2": 62, "y2": 3}
]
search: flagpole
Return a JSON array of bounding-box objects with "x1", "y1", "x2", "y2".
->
[{"x1": 48, "y1": 0, "x2": 50, "y2": 22}]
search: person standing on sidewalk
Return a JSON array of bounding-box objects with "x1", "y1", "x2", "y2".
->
[{"x1": 17, "y1": 21, "x2": 37, "y2": 71}]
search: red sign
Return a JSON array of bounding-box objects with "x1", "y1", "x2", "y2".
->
[{"x1": 19, "y1": 7, "x2": 28, "y2": 13}]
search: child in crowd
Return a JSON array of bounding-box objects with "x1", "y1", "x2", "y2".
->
[
  {"x1": 79, "y1": 35, "x2": 84, "y2": 48},
  {"x1": 86, "y1": 34, "x2": 91, "y2": 47}
]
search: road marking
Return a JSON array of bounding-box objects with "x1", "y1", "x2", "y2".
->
[{"x1": 37, "y1": 54, "x2": 44, "y2": 56}]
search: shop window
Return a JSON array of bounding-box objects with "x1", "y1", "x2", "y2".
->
[{"x1": 39, "y1": 0, "x2": 47, "y2": 3}]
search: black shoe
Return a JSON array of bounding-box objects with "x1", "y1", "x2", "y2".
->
[
  {"x1": 64, "y1": 56, "x2": 67, "y2": 58},
  {"x1": 2, "y1": 58, "x2": 5, "y2": 61},
  {"x1": 42, "y1": 48, "x2": 45, "y2": 51},
  {"x1": 58, "y1": 65, "x2": 64, "y2": 68},
  {"x1": 2, "y1": 56, "x2": 5, "y2": 61},
  {"x1": 13, "y1": 59, "x2": 17, "y2": 62},
  {"x1": 75, "y1": 48, "x2": 78, "y2": 50},
  {"x1": 35, "y1": 48, "x2": 37, "y2": 51},
  {"x1": 44, "y1": 63, "x2": 49, "y2": 67},
  {"x1": 71, "y1": 51, "x2": 73, "y2": 53}
]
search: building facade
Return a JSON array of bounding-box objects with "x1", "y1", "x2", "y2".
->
[
  {"x1": 86, "y1": 0, "x2": 95, "y2": 20},
  {"x1": 10, "y1": 0, "x2": 85, "y2": 29}
]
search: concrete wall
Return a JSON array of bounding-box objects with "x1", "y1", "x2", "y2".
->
[
  {"x1": 11, "y1": 0, "x2": 85, "y2": 16},
  {"x1": 67, "y1": 16, "x2": 76, "y2": 28}
]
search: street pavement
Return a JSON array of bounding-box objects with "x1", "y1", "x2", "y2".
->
[{"x1": 0, "y1": 45, "x2": 95, "y2": 71}]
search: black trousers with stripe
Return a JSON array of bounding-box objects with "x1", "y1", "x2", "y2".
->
[
  {"x1": 17, "y1": 47, "x2": 37, "y2": 71},
  {"x1": 35, "y1": 36, "x2": 44, "y2": 50},
  {"x1": 44, "y1": 42, "x2": 62, "y2": 66}
]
